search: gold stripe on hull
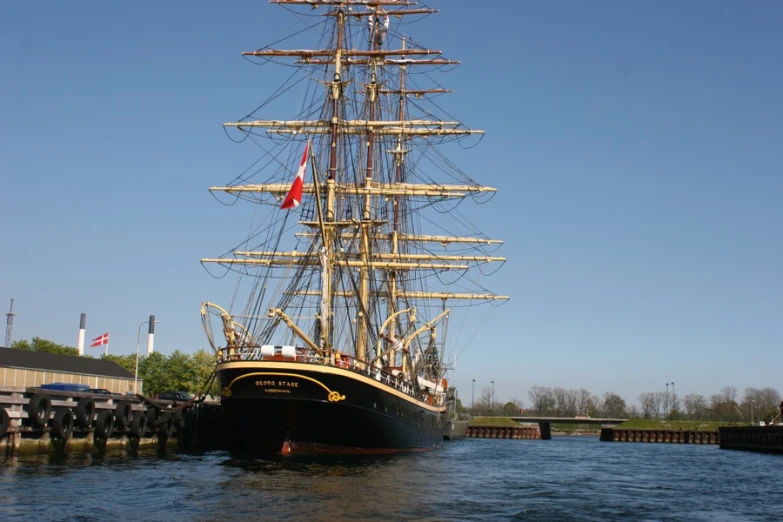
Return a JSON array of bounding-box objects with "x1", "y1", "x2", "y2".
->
[
  {"x1": 217, "y1": 360, "x2": 446, "y2": 413},
  {"x1": 222, "y1": 371, "x2": 346, "y2": 402}
]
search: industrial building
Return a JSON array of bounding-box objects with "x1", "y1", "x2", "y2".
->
[{"x1": 0, "y1": 347, "x2": 141, "y2": 394}]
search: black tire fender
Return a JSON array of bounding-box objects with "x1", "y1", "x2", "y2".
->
[
  {"x1": 94, "y1": 410, "x2": 114, "y2": 439},
  {"x1": 26, "y1": 393, "x2": 51, "y2": 427},
  {"x1": 51, "y1": 409, "x2": 74, "y2": 440},
  {"x1": 158, "y1": 415, "x2": 174, "y2": 439},
  {"x1": 0, "y1": 407, "x2": 10, "y2": 436},
  {"x1": 75, "y1": 398, "x2": 95, "y2": 428},
  {"x1": 173, "y1": 408, "x2": 186, "y2": 429},
  {"x1": 146, "y1": 406, "x2": 159, "y2": 428},
  {"x1": 114, "y1": 401, "x2": 133, "y2": 429},
  {"x1": 129, "y1": 412, "x2": 147, "y2": 439},
  {"x1": 156, "y1": 411, "x2": 172, "y2": 428}
]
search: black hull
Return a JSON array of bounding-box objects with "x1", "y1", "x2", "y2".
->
[{"x1": 216, "y1": 361, "x2": 446, "y2": 454}]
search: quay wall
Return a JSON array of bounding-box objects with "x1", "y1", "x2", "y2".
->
[
  {"x1": 600, "y1": 428, "x2": 718, "y2": 444},
  {"x1": 466, "y1": 425, "x2": 541, "y2": 440},
  {"x1": 719, "y1": 425, "x2": 783, "y2": 453},
  {"x1": 0, "y1": 385, "x2": 202, "y2": 456}
]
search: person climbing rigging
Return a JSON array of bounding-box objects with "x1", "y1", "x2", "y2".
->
[{"x1": 368, "y1": 10, "x2": 390, "y2": 46}]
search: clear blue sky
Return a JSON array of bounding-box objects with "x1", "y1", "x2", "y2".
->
[{"x1": 2, "y1": 1, "x2": 781, "y2": 407}]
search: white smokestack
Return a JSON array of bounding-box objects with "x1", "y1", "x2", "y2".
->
[
  {"x1": 147, "y1": 314, "x2": 155, "y2": 354},
  {"x1": 77, "y1": 313, "x2": 86, "y2": 356}
]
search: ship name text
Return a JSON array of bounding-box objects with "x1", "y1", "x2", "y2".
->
[{"x1": 255, "y1": 380, "x2": 299, "y2": 388}]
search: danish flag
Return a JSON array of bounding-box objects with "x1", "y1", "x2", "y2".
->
[
  {"x1": 90, "y1": 333, "x2": 109, "y2": 347},
  {"x1": 280, "y1": 141, "x2": 309, "y2": 210}
]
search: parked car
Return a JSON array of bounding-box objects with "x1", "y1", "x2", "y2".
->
[
  {"x1": 40, "y1": 383, "x2": 90, "y2": 393},
  {"x1": 87, "y1": 388, "x2": 114, "y2": 395},
  {"x1": 158, "y1": 391, "x2": 192, "y2": 402}
]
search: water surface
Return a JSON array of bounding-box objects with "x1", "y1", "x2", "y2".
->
[{"x1": 1, "y1": 437, "x2": 781, "y2": 521}]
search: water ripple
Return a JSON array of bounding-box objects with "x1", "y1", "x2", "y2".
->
[{"x1": 2, "y1": 437, "x2": 783, "y2": 521}]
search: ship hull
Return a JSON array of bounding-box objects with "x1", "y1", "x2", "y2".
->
[{"x1": 216, "y1": 361, "x2": 446, "y2": 454}]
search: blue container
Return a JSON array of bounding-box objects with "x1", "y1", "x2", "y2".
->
[{"x1": 40, "y1": 383, "x2": 91, "y2": 393}]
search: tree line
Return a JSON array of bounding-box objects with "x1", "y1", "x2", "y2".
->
[
  {"x1": 12, "y1": 338, "x2": 781, "y2": 421},
  {"x1": 10, "y1": 337, "x2": 219, "y2": 397},
  {"x1": 637, "y1": 385, "x2": 781, "y2": 423},
  {"x1": 465, "y1": 384, "x2": 782, "y2": 423}
]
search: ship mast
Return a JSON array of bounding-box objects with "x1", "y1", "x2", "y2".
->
[
  {"x1": 356, "y1": 4, "x2": 383, "y2": 365},
  {"x1": 204, "y1": 0, "x2": 510, "y2": 365},
  {"x1": 387, "y1": 35, "x2": 409, "y2": 371},
  {"x1": 320, "y1": 5, "x2": 345, "y2": 354}
]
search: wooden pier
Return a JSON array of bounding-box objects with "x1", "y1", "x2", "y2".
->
[
  {"x1": 466, "y1": 425, "x2": 541, "y2": 439},
  {"x1": 600, "y1": 427, "x2": 718, "y2": 444},
  {"x1": 0, "y1": 385, "x2": 216, "y2": 455}
]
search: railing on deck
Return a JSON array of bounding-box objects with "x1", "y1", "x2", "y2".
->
[{"x1": 218, "y1": 346, "x2": 441, "y2": 405}]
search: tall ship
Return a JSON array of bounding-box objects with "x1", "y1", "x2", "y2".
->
[{"x1": 201, "y1": 0, "x2": 508, "y2": 455}]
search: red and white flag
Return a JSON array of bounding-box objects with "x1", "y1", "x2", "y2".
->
[
  {"x1": 90, "y1": 333, "x2": 109, "y2": 347},
  {"x1": 280, "y1": 141, "x2": 309, "y2": 210}
]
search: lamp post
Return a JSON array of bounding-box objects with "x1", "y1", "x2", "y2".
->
[
  {"x1": 491, "y1": 380, "x2": 495, "y2": 411},
  {"x1": 750, "y1": 399, "x2": 755, "y2": 426},
  {"x1": 671, "y1": 381, "x2": 675, "y2": 416},
  {"x1": 472, "y1": 379, "x2": 476, "y2": 410},
  {"x1": 665, "y1": 382, "x2": 670, "y2": 419},
  {"x1": 134, "y1": 319, "x2": 160, "y2": 394}
]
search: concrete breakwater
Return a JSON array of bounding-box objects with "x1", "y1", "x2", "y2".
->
[{"x1": 600, "y1": 427, "x2": 718, "y2": 444}]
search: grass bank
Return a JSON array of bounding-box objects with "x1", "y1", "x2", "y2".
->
[
  {"x1": 467, "y1": 417, "x2": 600, "y2": 434},
  {"x1": 468, "y1": 417, "x2": 518, "y2": 427},
  {"x1": 615, "y1": 419, "x2": 736, "y2": 431},
  {"x1": 467, "y1": 417, "x2": 739, "y2": 434}
]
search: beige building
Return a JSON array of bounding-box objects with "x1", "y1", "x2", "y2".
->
[{"x1": 0, "y1": 347, "x2": 142, "y2": 394}]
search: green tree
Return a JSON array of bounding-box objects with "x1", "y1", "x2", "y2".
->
[
  {"x1": 710, "y1": 386, "x2": 740, "y2": 422},
  {"x1": 10, "y1": 339, "x2": 31, "y2": 351},
  {"x1": 742, "y1": 386, "x2": 782, "y2": 423},
  {"x1": 138, "y1": 352, "x2": 169, "y2": 396},
  {"x1": 502, "y1": 401, "x2": 520, "y2": 416},
  {"x1": 102, "y1": 353, "x2": 137, "y2": 374},
  {"x1": 166, "y1": 350, "x2": 196, "y2": 394},
  {"x1": 528, "y1": 386, "x2": 555, "y2": 415},
  {"x1": 12, "y1": 337, "x2": 79, "y2": 356},
  {"x1": 683, "y1": 393, "x2": 708, "y2": 419},
  {"x1": 192, "y1": 349, "x2": 219, "y2": 397},
  {"x1": 478, "y1": 387, "x2": 493, "y2": 415},
  {"x1": 601, "y1": 392, "x2": 627, "y2": 418}
]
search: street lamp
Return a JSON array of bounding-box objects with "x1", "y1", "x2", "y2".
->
[
  {"x1": 665, "y1": 383, "x2": 670, "y2": 418},
  {"x1": 671, "y1": 381, "x2": 676, "y2": 415},
  {"x1": 491, "y1": 380, "x2": 495, "y2": 410},
  {"x1": 472, "y1": 379, "x2": 476, "y2": 410},
  {"x1": 750, "y1": 399, "x2": 755, "y2": 425},
  {"x1": 134, "y1": 319, "x2": 160, "y2": 394}
]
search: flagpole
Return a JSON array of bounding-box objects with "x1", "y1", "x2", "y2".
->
[{"x1": 105, "y1": 338, "x2": 108, "y2": 356}]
